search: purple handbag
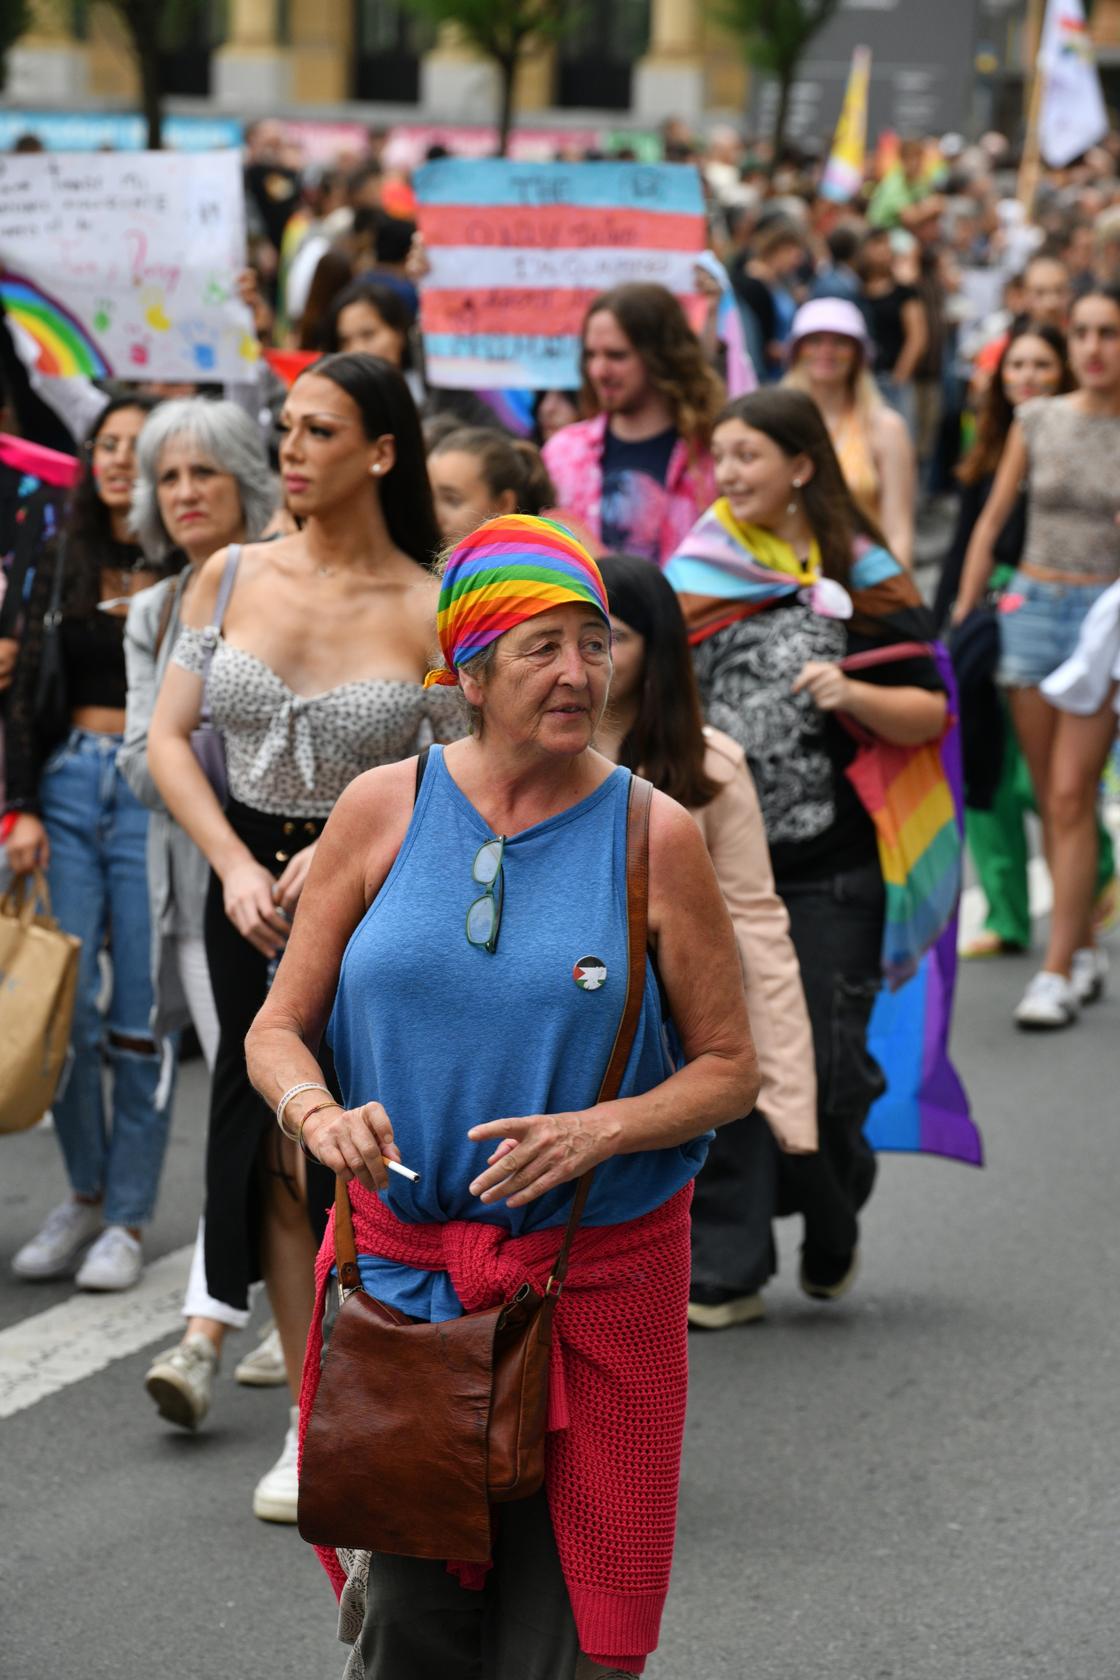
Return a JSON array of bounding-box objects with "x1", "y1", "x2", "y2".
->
[{"x1": 189, "y1": 544, "x2": 241, "y2": 808}]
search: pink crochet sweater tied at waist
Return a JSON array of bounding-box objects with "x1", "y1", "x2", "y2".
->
[{"x1": 298, "y1": 1181, "x2": 694, "y2": 1675}]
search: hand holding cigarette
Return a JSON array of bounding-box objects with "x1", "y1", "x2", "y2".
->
[{"x1": 301, "y1": 1097, "x2": 414, "y2": 1193}]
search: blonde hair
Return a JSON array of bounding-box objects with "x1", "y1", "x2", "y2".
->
[{"x1": 784, "y1": 348, "x2": 884, "y2": 425}]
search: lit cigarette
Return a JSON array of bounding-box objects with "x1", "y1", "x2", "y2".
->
[{"x1": 383, "y1": 1157, "x2": 420, "y2": 1182}]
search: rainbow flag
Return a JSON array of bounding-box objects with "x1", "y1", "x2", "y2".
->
[
  {"x1": 413, "y1": 159, "x2": 706, "y2": 391},
  {"x1": 863, "y1": 646, "x2": 980, "y2": 1166},
  {"x1": 820, "y1": 47, "x2": 872, "y2": 205}
]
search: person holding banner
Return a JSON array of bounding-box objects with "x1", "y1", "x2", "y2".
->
[
  {"x1": 666, "y1": 389, "x2": 947, "y2": 1300},
  {"x1": 147, "y1": 353, "x2": 458, "y2": 1523},
  {"x1": 543, "y1": 283, "x2": 722, "y2": 566},
  {"x1": 5, "y1": 395, "x2": 177, "y2": 1292}
]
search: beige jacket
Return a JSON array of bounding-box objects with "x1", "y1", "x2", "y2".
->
[{"x1": 688, "y1": 728, "x2": 817, "y2": 1154}]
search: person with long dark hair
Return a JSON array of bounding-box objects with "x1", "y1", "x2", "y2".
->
[
  {"x1": 667, "y1": 388, "x2": 947, "y2": 1300},
  {"x1": 543, "y1": 282, "x2": 724, "y2": 563},
  {"x1": 148, "y1": 354, "x2": 458, "y2": 1522},
  {"x1": 594, "y1": 554, "x2": 816, "y2": 1328},
  {"x1": 956, "y1": 287, "x2": 1120, "y2": 1027},
  {"x1": 5, "y1": 395, "x2": 177, "y2": 1292}
]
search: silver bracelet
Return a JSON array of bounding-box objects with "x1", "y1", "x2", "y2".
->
[{"x1": 276, "y1": 1080, "x2": 333, "y2": 1135}]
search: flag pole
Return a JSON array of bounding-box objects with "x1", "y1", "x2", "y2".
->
[{"x1": 1017, "y1": 0, "x2": 1047, "y2": 213}]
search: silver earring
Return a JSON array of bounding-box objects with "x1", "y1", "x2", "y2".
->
[
  {"x1": 370, "y1": 464, "x2": 382, "y2": 476},
  {"x1": 787, "y1": 479, "x2": 801, "y2": 516}
]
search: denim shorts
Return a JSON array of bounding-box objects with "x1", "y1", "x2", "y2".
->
[{"x1": 997, "y1": 571, "x2": 1110, "y2": 690}]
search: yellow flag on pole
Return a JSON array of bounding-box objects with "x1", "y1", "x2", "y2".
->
[{"x1": 821, "y1": 46, "x2": 872, "y2": 204}]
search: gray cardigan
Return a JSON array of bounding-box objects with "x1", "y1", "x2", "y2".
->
[{"x1": 120, "y1": 570, "x2": 212, "y2": 1037}]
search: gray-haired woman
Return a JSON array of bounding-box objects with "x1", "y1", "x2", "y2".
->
[{"x1": 116, "y1": 398, "x2": 280, "y2": 1433}]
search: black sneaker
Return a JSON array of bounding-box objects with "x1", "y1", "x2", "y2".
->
[{"x1": 799, "y1": 1244, "x2": 859, "y2": 1302}]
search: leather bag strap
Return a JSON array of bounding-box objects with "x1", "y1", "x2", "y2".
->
[{"x1": 333, "y1": 773, "x2": 654, "y2": 1297}]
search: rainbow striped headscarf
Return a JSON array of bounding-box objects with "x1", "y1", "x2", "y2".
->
[{"x1": 423, "y1": 515, "x2": 610, "y2": 688}]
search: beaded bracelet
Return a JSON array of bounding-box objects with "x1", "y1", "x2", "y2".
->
[{"x1": 276, "y1": 1080, "x2": 332, "y2": 1132}]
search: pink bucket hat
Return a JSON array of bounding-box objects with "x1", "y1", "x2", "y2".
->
[{"x1": 788, "y1": 297, "x2": 873, "y2": 361}]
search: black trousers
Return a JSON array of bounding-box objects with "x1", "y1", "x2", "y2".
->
[
  {"x1": 690, "y1": 861, "x2": 886, "y2": 1292},
  {"x1": 202, "y1": 798, "x2": 335, "y2": 1312}
]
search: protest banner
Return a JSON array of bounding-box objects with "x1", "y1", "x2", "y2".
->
[
  {"x1": 413, "y1": 159, "x2": 706, "y2": 389},
  {"x1": 0, "y1": 150, "x2": 257, "y2": 383}
]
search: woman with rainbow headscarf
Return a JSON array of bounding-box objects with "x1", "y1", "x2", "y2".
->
[
  {"x1": 666, "y1": 389, "x2": 949, "y2": 1308},
  {"x1": 244, "y1": 514, "x2": 759, "y2": 1679}
]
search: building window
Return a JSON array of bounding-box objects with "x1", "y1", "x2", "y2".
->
[
  {"x1": 557, "y1": 0, "x2": 650, "y2": 111},
  {"x1": 353, "y1": 0, "x2": 431, "y2": 103}
]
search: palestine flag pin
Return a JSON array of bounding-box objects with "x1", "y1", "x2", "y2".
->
[{"x1": 573, "y1": 955, "x2": 607, "y2": 991}]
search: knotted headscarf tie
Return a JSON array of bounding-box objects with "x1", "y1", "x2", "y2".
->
[{"x1": 423, "y1": 514, "x2": 610, "y2": 688}]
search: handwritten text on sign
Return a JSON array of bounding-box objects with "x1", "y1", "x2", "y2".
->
[
  {"x1": 414, "y1": 160, "x2": 706, "y2": 390},
  {"x1": 0, "y1": 150, "x2": 257, "y2": 382}
]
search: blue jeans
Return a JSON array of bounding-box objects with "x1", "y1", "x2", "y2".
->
[{"x1": 40, "y1": 729, "x2": 175, "y2": 1228}]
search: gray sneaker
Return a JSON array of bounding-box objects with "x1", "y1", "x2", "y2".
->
[
  {"x1": 234, "y1": 1323, "x2": 287, "y2": 1387},
  {"x1": 145, "y1": 1332, "x2": 219, "y2": 1431},
  {"x1": 12, "y1": 1199, "x2": 103, "y2": 1280}
]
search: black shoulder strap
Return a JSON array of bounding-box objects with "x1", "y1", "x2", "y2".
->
[{"x1": 414, "y1": 744, "x2": 431, "y2": 803}]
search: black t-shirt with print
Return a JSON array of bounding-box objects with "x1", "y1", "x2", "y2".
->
[
  {"x1": 691, "y1": 596, "x2": 945, "y2": 885},
  {"x1": 599, "y1": 424, "x2": 678, "y2": 560}
]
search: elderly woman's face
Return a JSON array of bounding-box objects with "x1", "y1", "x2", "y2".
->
[
  {"x1": 464, "y1": 602, "x2": 612, "y2": 756},
  {"x1": 156, "y1": 436, "x2": 244, "y2": 561}
]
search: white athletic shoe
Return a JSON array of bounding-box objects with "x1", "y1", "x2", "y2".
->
[
  {"x1": 1014, "y1": 971, "x2": 1080, "y2": 1030},
  {"x1": 234, "y1": 1324, "x2": 287, "y2": 1387},
  {"x1": 1071, "y1": 947, "x2": 1108, "y2": 1006},
  {"x1": 252, "y1": 1406, "x2": 299, "y2": 1523},
  {"x1": 11, "y1": 1199, "x2": 103, "y2": 1280},
  {"x1": 145, "y1": 1332, "x2": 219, "y2": 1430},
  {"x1": 75, "y1": 1225, "x2": 143, "y2": 1291}
]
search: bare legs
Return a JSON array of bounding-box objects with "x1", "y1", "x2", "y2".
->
[
  {"x1": 258, "y1": 1136, "x2": 318, "y2": 1399},
  {"x1": 1008, "y1": 683, "x2": 1118, "y2": 977}
]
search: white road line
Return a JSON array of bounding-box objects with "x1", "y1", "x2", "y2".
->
[{"x1": 0, "y1": 1243, "x2": 191, "y2": 1420}]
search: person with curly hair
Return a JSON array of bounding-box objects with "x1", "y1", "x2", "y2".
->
[{"x1": 543, "y1": 283, "x2": 725, "y2": 565}]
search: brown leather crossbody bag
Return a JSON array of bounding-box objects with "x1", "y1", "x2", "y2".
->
[{"x1": 297, "y1": 775, "x2": 653, "y2": 1564}]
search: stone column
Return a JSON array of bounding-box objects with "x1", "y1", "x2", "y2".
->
[
  {"x1": 420, "y1": 22, "x2": 500, "y2": 123},
  {"x1": 213, "y1": 0, "x2": 293, "y2": 109},
  {"x1": 288, "y1": 0, "x2": 354, "y2": 104},
  {"x1": 633, "y1": 0, "x2": 706, "y2": 121}
]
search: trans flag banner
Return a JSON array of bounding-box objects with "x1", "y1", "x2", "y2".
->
[{"x1": 413, "y1": 159, "x2": 707, "y2": 390}]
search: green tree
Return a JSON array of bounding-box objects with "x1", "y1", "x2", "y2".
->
[
  {"x1": 71, "y1": 0, "x2": 212, "y2": 148},
  {"x1": 397, "y1": 0, "x2": 579, "y2": 155},
  {"x1": 711, "y1": 0, "x2": 842, "y2": 163},
  {"x1": 0, "y1": 0, "x2": 32, "y2": 92}
]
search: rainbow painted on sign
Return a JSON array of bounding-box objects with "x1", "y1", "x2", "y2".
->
[{"x1": 0, "y1": 273, "x2": 109, "y2": 378}]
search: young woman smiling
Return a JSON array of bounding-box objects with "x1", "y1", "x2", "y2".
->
[
  {"x1": 148, "y1": 354, "x2": 459, "y2": 1522},
  {"x1": 957, "y1": 287, "x2": 1120, "y2": 1028}
]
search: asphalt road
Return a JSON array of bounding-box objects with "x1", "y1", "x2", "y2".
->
[{"x1": 3, "y1": 925, "x2": 1118, "y2": 1680}]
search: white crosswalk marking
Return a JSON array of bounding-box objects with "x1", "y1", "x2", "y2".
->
[{"x1": 0, "y1": 1243, "x2": 192, "y2": 1419}]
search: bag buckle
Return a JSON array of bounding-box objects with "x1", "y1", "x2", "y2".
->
[{"x1": 544, "y1": 1274, "x2": 563, "y2": 1299}]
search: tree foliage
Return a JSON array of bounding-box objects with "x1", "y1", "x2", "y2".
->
[
  {"x1": 397, "y1": 0, "x2": 579, "y2": 154},
  {"x1": 710, "y1": 0, "x2": 842, "y2": 158}
]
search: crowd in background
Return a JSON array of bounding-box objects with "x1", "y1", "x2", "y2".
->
[{"x1": 1, "y1": 113, "x2": 1118, "y2": 1664}]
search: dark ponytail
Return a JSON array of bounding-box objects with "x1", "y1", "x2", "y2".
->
[{"x1": 430, "y1": 426, "x2": 556, "y2": 516}]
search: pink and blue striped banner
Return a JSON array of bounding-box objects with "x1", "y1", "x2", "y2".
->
[{"x1": 414, "y1": 160, "x2": 707, "y2": 390}]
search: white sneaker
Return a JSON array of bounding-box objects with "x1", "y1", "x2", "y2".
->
[
  {"x1": 145, "y1": 1332, "x2": 219, "y2": 1431},
  {"x1": 75, "y1": 1225, "x2": 143, "y2": 1291},
  {"x1": 252, "y1": 1405, "x2": 299, "y2": 1523},
  {"x1": 12, "y1": 1199, "x2": 103, "y2": 1280},
  {"x1": 1071, "y1": 946, "x2": 1108, "y2": 1006},
  {"x1": 234, "y1": 1323, "x2": 287, "y2": 1387},
  {"x1": 1014, "y1": 971, "x2": 1080, "y2": 1030}
]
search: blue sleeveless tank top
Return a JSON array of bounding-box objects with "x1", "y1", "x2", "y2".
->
[{"x1": 326, "y1": 745, "x2": 707, "y2": 1320}]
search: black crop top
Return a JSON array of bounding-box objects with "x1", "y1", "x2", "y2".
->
[{"x1": 58, "y1": 610, "x2": 128, "y2": 711}]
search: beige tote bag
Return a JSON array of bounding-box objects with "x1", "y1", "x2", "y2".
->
[{"x1": 0, "y1": 870, "x2": 81, "y2": 1135}]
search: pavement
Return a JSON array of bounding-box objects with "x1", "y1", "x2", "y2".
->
[{"x1": 4, "y1": 917, "x2": 1117, "y2": 1680}]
